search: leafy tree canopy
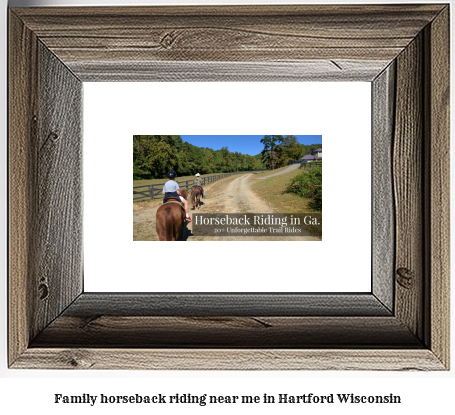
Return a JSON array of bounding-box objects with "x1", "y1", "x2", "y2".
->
[
  {"x1": 133, "y1": 135, "x2": 265, "y2": 180},
  {"x1": 260, "y1": 135, "x2": 322, "y2": 169}
]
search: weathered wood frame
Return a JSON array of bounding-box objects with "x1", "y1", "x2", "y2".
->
[{"x1": 9, "y1": 5, "x2": 449, "y2": 370}]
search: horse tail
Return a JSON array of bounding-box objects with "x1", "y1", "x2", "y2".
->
[
  {"x1": 191, "y1": 189, "x2": 196, "y2": 205},
  {"x1": 165, "y1": 207, "x2": 174, "y2": 241}
]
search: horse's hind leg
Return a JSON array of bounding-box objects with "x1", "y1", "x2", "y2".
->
[{"x1": 178, "y1": 221, "x2": 184, "y2": 240}]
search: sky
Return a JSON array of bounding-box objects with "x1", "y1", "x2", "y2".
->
[{"x1": 180, "y1": 135, "x2": 322, "y2": 156}]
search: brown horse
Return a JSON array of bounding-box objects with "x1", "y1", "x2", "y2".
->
[
  {"x1": 156, "y1": 198, "x2": 185, "y2": 241},
  {"x1": 191, "y1": 186, "x2": 202, "y2": 209},
  {"x1": 179, "y1": 189, "x2": 188, "y2": 200}
]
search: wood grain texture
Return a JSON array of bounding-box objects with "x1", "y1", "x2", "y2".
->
[
  {"x1": 11, "y1": 5, "x2": 444, "y2": 79},
  {"x1": 65, "y1": 293, "x2": 391, "y2": 317},
  {"x1": 31, "y1": 316, "x2": 420, "y2": 348},
  {"x1": 425, "y1": 6, "x2": 450, "y2": 368},
  {"x1": 9, "y1": 12, "x2": 84, "y2": 366},
  {"x1": 8, "y1": 11, "x2": 38, "y2": 366},
  {"x1": 71, "y1": 60, "x2": 388, "y2": 82},
  {"x1": 393, "y1": 34, "x2": 424, "y2": 341},
  {"x1": 372, "y1": 63, "x2": 395, "y2": 312},
  {"x1": 32, "y1": 42, "x2": 83, "y2": 339},
  {"x1": 13, "y1": 349, "x2": 445, "y2": 371}
]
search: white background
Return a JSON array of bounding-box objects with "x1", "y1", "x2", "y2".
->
[
  {"x1": 1, "y1": 0, "x2": 454, "y2": 414},
  {"x1": 84, "y1": 82, "x2": 371, "y2": 292}
]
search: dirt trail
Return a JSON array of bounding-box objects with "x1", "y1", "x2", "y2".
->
[
  {"x1": 256, "y1": 163, "x2": 300, "y2": 180},
  {"x1": 133, "y1": 172, "x2": 318, "y2": 241},
  {"x1": 219, "y1": 174, "x2": 274, "y2": 213},
  {"x1": 186, "y1": 174, "x2": 272, "y2": 241}
]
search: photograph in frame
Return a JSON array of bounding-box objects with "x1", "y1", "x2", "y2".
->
[{"x1": 133, "y1": 135, "x2": 322, "y2": 242}]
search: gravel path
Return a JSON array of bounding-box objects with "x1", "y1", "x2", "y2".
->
[
  {"x1": 256, "y1": 163, "x2": 301, "y2": 180},
  {"x1": 223, "y1": 174, "x2": 274, "y2": 213}
]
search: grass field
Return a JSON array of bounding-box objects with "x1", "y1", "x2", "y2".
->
[{"x1": 251, "y1": 168, "x2": 322, "y2": 236}]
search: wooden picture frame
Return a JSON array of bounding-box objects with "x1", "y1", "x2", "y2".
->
[{"x1": 9, "y1": 4, "x2": 449, "y2": 370}]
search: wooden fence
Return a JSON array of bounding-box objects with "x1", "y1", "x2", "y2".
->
[
  {"x1": 133, "y1": 170, "x2": 268, "y2": 202},
  {"x1": 300, "y1": 160, "x2": 322, "y2": 170}
]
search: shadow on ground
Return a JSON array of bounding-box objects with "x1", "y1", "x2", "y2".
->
[{"x1": 179, "y1": 222, "x2": 193, "y2": 241}]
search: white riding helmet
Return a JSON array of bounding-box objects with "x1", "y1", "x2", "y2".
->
[{"x1": 195, "y1": 173, "x2": 200, "y2": 176}]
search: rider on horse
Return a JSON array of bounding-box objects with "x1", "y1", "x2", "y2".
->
[
  {"x1": 194, "y1": 173, "x2": 204, "y2": 198},
  {"x1": 162, "y1": 170, "x2": 191, "y2": 222}
]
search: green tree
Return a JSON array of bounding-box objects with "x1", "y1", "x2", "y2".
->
[
  {"x1": 148, "y1": 141, "x2": 178, "y2": 178},
  {"x1": 204, "y1": 148, "x2": 215, "y2": 173},
  {"x1": 220, "y1": 146, "x2": 233, "y2": 172},
  {"x1": 212, "y1": 150, "x2": 223, "y2": 172},
  {"x1": 134, "y1": 135, "x2": 266, "y2": 180},
  {"x1": 133, "y1": 138, "x2": 150, "y2": 179},
  {"x1": 133, "y1": 136, "x2": 178, "y2": 179},
  {"x1": 260, "y1": 135, "x2": 279, "y2": 169},
  {"x1": 276, "y1": 135, "x2": 304, "y2": 166}
]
